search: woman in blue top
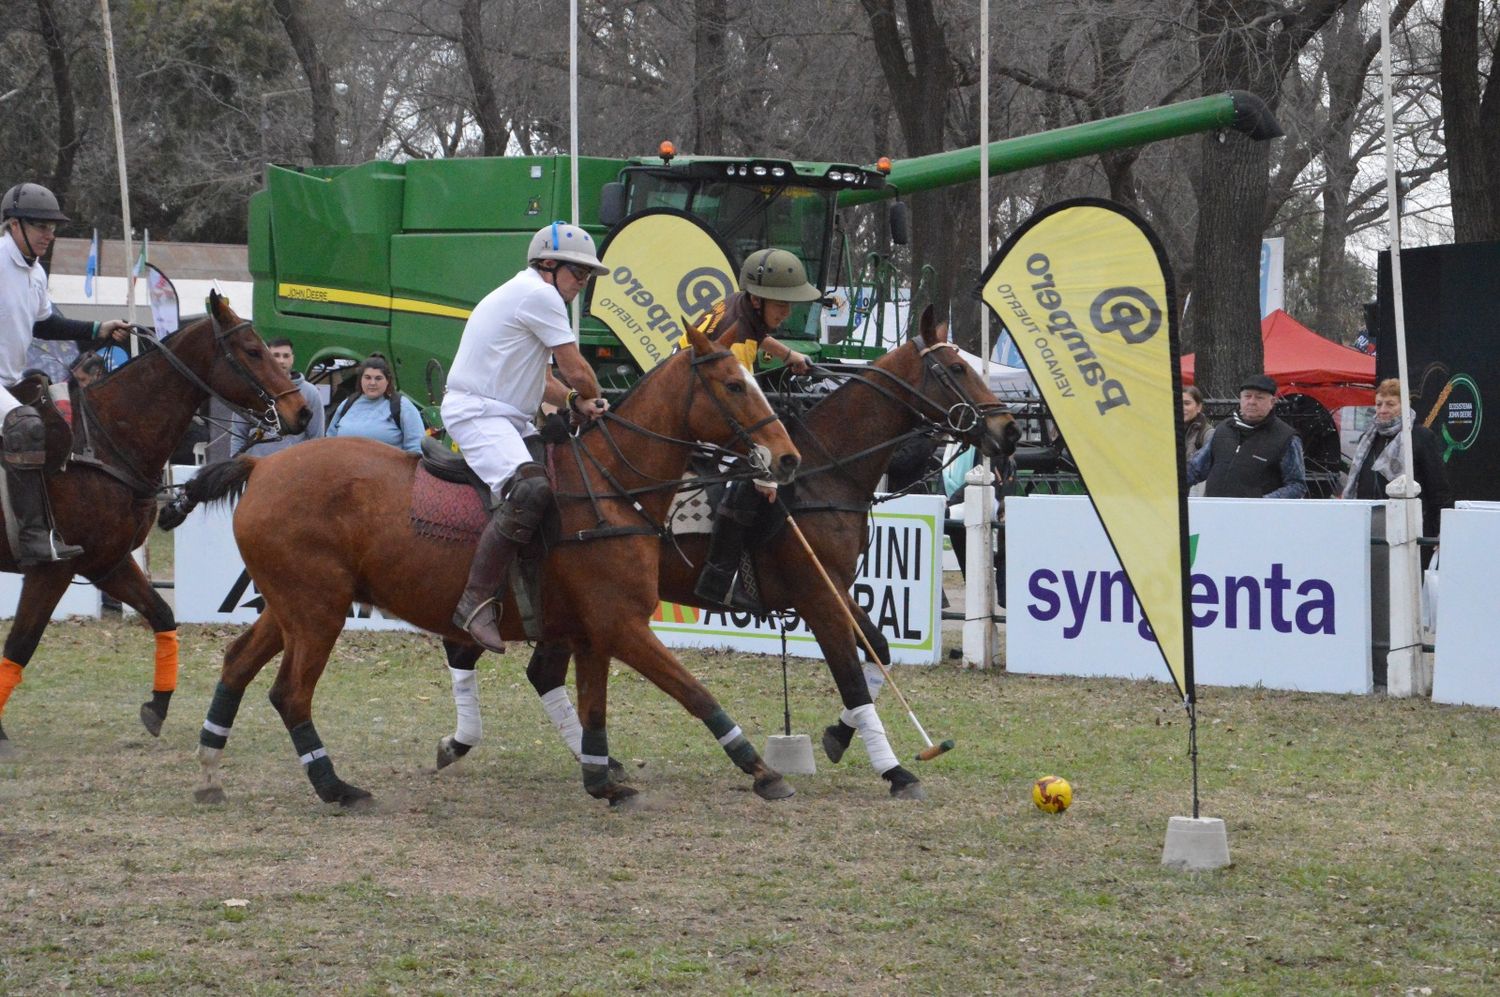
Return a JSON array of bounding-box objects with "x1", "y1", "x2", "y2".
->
[{"x1": 327, "y1": 355, "x2": 426, "y2": 453}]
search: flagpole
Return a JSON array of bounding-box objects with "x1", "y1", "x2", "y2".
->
[
  {"x1": 962, "y1": 0, "x2": 999, "y2": 669},
  {"x1": 1379, "y1": 0, "x2": 1425, "y2": 698},
  {"x1": 98, "y1": 0, "x2": 136, "y2": 330},
  {"x1": 568, "y1": 0, "x2": 581, "y2": 340}
]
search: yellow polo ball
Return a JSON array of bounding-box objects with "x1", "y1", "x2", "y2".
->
[{"x1": 1032, "y1": 775, "x2": 1072, "y2": 813}]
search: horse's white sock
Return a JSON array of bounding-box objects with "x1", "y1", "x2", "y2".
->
[
  {"x1": 539, "y1": 686, "x2": 584, "y2": 759},
  {"x1": 842, "y1": 703, "x2": 899, "y2": 774},
  {"x1": 862, "y1": 662, "x2": 886, "y2": 700},
  {"x1": 449, "y1": 667, "x2": 482, "y2": 746}
]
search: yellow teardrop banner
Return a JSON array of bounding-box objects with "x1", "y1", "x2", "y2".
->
[
  {"x1": 591, "y1": 209, "x2": 738, "y2": 371},
  {"x1": 979, "y1": 199, "x2": 1193, "y2": 700}
]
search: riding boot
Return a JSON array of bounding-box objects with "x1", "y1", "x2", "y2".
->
[
  {"x1": 694, "y1": 480, "x2": 762, "y2": 612},
  {"x1": 452, "y1": 514, "x2": 521, "y2": 654},
  {"x1": 2, "y1": 408, "x2": 81, "y2": 568},
  {"x1": 452, "y1": 467, "x2": 549, "y2": 653}
]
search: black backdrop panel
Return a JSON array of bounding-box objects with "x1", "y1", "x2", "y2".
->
[{"x1": 1377, "y1": 240, "x2": 1500, "y2": 502}]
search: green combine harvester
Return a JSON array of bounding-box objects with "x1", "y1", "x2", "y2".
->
[{"x1": 249, "y1": 91, "x2": 1279, "y2": 403}]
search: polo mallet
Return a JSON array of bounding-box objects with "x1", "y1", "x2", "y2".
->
[{"x1": 779, "y1": 505, "x2": 954, "y2": 762}]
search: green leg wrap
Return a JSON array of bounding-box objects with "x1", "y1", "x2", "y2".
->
[
  {"x1": 200, "y1": 682, "x2": 243, "y2": 750},
  {"x1": 581, "y1": 728, "x2": 611, "y2": 794},
  {"x1": 289, "y1": 720, "x2": 340, "y2": 798},
  {"x1": 703, "y1": 707, "x2": 759, "y2": 772}
]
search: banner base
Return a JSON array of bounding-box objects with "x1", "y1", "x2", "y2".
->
[
  {"x1": 763, "y1": 734, "x2": 817, "y2": 775},
  {"x1": 1161, "y1": 815, "x2": 1231, "y2": 871}
]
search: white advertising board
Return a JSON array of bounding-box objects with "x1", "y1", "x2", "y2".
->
[
  {"x1": 1006, "y1": 495, "x2": 1373, "y2": 693},
  {"x1": 1432, "y1": 505, "x2": 1500, "y2": 708},
  {"x1": 171, "y1": 466, "x2": 414, "y2": 631},
  {"x1": 0, "y1": 573, "x2": 101, "y2": 620},
  {"x1": 649, "y1": 494, "x2": 946, "y2": 665}
]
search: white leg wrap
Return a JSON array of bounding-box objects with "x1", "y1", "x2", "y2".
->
[
  {"x1": 862, "y1": 662, "x2": 886, "y2": 700},
  {"x1": 539, "y1": 686, "x2": 584, "y2": 760},
  {"x1": 842, "y1": 703, "x2": 899, "y2": 775},
  {"x1": 449, "y1": 666, "x2": 483, "y2": 746}
]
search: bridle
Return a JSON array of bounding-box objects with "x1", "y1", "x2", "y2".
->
[
  {"x1": 71, "y1": 312, "x2": 302, "y2": 496},
  {"x1": 556, "y1": 345, "x2": 789, "y2": 543}
]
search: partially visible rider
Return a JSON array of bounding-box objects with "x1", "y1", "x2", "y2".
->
[
  {"x1": 0, "y1": 183, "x2": 131, "y2": 565},
  {"x1": 441, "y1": 222, "x2": 611, "y2": 652},
  {"x1": 691, "y1": 247, "x2": 821, "y2": 610}
]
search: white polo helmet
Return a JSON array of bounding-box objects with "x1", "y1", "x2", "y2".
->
[{"x1": 527, "y1": 221, "x2": 609, "y2": 275}]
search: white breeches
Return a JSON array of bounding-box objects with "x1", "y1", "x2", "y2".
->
[{"x1": 441, "y1": 391, "x2": 538, "y2": 501}]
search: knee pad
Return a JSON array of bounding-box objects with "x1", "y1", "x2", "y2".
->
[
  {"x1": 498, "y1": 464, "x2": 553, "y2": 543},
  {"x1": 1, "y1": 407, "x2": 46, "y2": 469}
]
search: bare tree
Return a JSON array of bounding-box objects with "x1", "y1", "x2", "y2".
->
[
  {"x1": 1440, "y1": 0, "x2": 1500, "y2": 241},
  {"x1": 271, "y1": 0, "x2": 341, "y2": 165}
]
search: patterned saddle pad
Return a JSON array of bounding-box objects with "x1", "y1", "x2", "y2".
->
[
  {"x1": 667, "y1": 478, "x2": 715, "y2": 536},
  {"x1": 410, "y1": 464, "x2": 489, "y2": 544}
]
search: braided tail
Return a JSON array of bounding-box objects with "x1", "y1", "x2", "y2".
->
[{"x1": 157, "y1": 456, "x2": 258, "y2": 531}]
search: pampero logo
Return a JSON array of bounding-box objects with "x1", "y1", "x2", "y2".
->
[
  {"x1": 1089, "y1": 286, "x2": 1161, "y2": 345},
  {"x1": 1025, "y1": 556, "x2": 1336, "y2": 643}
]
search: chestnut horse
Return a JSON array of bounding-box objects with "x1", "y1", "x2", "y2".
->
[
  {"x1": 448, "y1": 306, "x2": 1018, "y2": 798},
  {"x1": 182, "y1": 325, "x2": 800, "y2": 808},
  {"x1": 0, "y1": 292, "x2": 309, "y2": 756}
]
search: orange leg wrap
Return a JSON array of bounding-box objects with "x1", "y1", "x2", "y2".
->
[
  {"x1": 0, "y1": 658, "x2": 23, "y2": 718},
  {"x1": 153, "y1": 630, "x2": 179, "y2": 694}
]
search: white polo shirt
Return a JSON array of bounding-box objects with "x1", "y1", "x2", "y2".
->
[
  {"x1": 0, "y1": 230, "x2": 54, "y2": 386},
  {"x1": 445, "y1": 267, "x2": 574, "y2": 415}
]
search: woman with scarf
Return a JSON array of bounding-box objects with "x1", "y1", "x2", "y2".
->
[{"x1": 1343, "y1": 378, "x2": 1452, "y2": 552}]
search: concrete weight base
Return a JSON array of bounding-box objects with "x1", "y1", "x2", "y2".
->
[
  {"x1": 1161, "y1": 816, "x2": 1231, "y2": 871},
  {"x1": 763, "y1": 734, "x2": 817, "y2": 775}
]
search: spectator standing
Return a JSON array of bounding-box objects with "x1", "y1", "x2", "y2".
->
[
  {"x1": 228, "y1": 338, "x2": 324, "y2": 454},
  {"x1": 1343, "y1": 377, "x2": 1452, "y2": 547},
  {"x1": 940, "y1": 443, "x2": 1015, "y2": 607},
  {"x1": 327, "y1": 355, "x2": 424, "y2": 453},
  {"x1": 1187, "y1": 374, "x2": 1307, "y2": 499},
  {"x1": 1183, "y1": 385, "x2": 1214, "y2": 497}
]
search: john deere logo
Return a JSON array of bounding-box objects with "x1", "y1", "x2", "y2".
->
[
  {"x1": 525, "y1": 196, "x2": 541, "y2": 216},
  {"x1": 1090, "y1": 287, "x2": 1161, "y2": 345},
  {"x1": 677, "y1": 266, "x2": 734, "y2": 322}
]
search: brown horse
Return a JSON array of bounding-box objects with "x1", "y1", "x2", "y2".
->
[
  {"x1": 181, "y1": 324, "x2": 800, "y2": 808},
  {"x1": 455, "y1": 307, "x2": 1017, "y2": 798},
  {"x1": 0, "y1": 292, "x2": 310, "y2": 756}
]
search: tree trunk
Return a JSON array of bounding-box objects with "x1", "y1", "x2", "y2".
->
[
  {"x1": 271, "y1": 0, "x2": 339, "y2": 165},
  {"x1": 1440, "y1": 0, "x2": 1500, "y2": 242},
  {"x1": 35, "y1": 0, "x2": 77, "y2": 202},
  {"x1": 859, "y1": 0, "x2": 964, "y2": 340},
  {"x1": 460, "y1": 0, "x2": 507, "y2": 157},
  {"x1": 692, "y1": 0, "x2": 727, "y2": 154}
]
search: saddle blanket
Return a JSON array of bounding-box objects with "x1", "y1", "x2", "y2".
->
[
  {"x1": 410, "y1": 465, "x2": 488, "y2": 544},
  {"x1": 667, "y1": 478, "x2": 714, "y2": 536}
]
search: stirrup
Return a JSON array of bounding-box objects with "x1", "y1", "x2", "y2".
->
[{"x1": 455, "y1": 596, "x2": 506, "y2": 653}]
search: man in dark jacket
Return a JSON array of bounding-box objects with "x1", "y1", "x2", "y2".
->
[{"x1": 1187, "y1": 374, "x2": 1308, "y2": 499}]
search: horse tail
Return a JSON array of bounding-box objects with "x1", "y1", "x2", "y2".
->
[{"x1": 157, "y1": 457, "x2": 258, "y2": 531}]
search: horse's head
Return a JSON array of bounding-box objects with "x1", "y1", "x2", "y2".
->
[
  {"x1": 189, "y1": 292, "x2": 311, "y2": 435},
  {"x1": 879, "y1": 305, "x2": 1019, "y2": 460},
  {"x1": 683, "y1": 323, "x2": 800, "y2": 484}
]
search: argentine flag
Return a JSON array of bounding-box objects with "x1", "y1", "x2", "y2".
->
[{"x1": 84, "y1": 229, "x2": 99, "y2": 298}]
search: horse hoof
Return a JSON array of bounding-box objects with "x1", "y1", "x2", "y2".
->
[
  {"x1": 337, "y1": 785, "x2": 374, "y2": 809},
  {"x1": 194, "y1": 786, "x2": 227, "y2": 805},
  {"x1": 822, "y1": 726, "x2": 849, "y2": 764},
  {"x1": 139, "y1": 702, "x2": 165, "y2": 737},
  {"x1": 889, "y1": 781, "x2": 927, "y2": 801},
  {"x1": 607, "y1": 786, "x2": 642, "y2": 810},
  {"x1": 754, "y1": 775, "x2": 795, "y2": 801},
  {"x1": 435, "y1": 735, "x2": 471, "y2": 770}
]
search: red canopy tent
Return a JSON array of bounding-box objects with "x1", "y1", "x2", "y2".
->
[{"x1": 1181, "y1": 309, "x2": 1376, "y2": 410}]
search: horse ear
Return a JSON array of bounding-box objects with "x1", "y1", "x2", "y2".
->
[
  {"x1": 683, "y1": 314, "x2": 713, "y2": 355},
  {"x1": 917, "y1": 304, "x2": 947, "y2": 347}
]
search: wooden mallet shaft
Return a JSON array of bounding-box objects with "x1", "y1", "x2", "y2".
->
[{"x1": 780, "y1": 508, "x2": 954, "y2": 760}]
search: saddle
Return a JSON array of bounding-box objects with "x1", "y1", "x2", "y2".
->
[
  {"x1": 11, "y1": 374, "x2": 73, "y2": 473},
  {"x1": 411, "y1": 436, "x2": 558, "y2": 640}
]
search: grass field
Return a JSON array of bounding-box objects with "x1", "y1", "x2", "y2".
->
[{"x1": 2, "y1": 616, "x2": 1498, "y2": 994}]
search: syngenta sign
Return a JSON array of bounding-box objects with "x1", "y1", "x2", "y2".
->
[
  {"x1": 1025, "y1": 541, "x2": 1336, "y2": 643},
  {"x1": 1005, "y1": 496, "x2": 1372, "y2": 694}
]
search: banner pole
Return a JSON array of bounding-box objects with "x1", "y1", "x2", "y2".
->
[
  {"x1": 568, "y1": 0, "x2": 581, "y2": 340},
  {"x1": 98, "y1": 0, "x2": 135, "y2": 327}
]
